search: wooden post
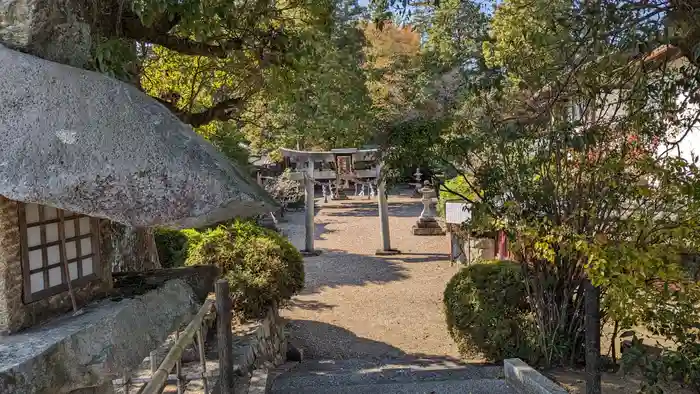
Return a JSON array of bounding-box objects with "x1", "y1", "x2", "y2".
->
[
  {"x1": 216, "y1": 280, "x2": 234, "y2": 394},
  {"x1": 150, "y1": 350, "x2": 158, "y2": 375},
  {"x1": 585, "y1": 278, "x2": 602, "y2": 394},
  {"x1": 175, "y1": 330, "x2": 183, "y2": 394},
  {"x1": 197, "y1": 327, "x2": 209, "y2": 394},
  {"x1": 149, "y1": 350, "x2": 163, "y2": 392},
  {"x1": 141, "y1": 299, "x2": 213, "y2": 394},
  {"x1": 57, "y1": 210, "x2": 79, "y2": 314}
]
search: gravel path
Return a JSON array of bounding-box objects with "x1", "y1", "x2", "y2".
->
[{"x1": 278, "y1": 194, "x2": 462, "y2": 361}]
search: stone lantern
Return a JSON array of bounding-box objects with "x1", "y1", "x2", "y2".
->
[{"x1": 412, "y1": 181, "x2": 445, "y2": 236}]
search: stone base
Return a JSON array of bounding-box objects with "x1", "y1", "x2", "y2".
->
[
  {"x1": 412, "y1": 227, "x2": 446, "y2": 236},
  {"x1": 412, "y1": 218, "x2": 445, "y2": 236},
  {"x1": 300, "y1": 249, "x2": 322, "y2": 257},
  {"x1": 375, "y1": 249, "x2": 402, "y2": 256}
]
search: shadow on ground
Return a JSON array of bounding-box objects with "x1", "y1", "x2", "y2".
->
[
  {"x1": 299, "y1": 250, "x2": 410, "y2": 296},
  {"x1": 322, "y1": 201, "x2": 423, "y2": 218},
  {"x1": 393, "y1": 252, "x2": 451, "y2": 263},
  {"x1": 285, "y1": 319, "x2": 473, "y2": 363},
  {"x1": 287, "y1": 298, "x2": 338, "y2": 311},
  {"x1": 314, "y1": 222, "x2": 335, "y2": 240}
]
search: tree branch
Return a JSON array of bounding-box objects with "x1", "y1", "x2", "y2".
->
[
  {"x1": 184, "y1": 97, "x2": 248, "y2": 127},
  {"x1": 120, "y1": 13, "x2": 244, "y2": 58}
]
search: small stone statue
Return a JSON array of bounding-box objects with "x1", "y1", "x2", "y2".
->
[
  {"x1": 414, "y1": 168, "x2": 423, "y2": 183},
  {"x1": 322, "y1": 183, "x2": 329, "y2": 203}
]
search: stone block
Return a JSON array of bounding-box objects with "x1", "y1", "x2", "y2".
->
[
  {"x1": 0, "y1": 0, "x2": 92, "y2": 67},
  {"x1": 504, "y1": 358, "x2": 567, "y2": 394},
  {"x1": 0, "y1": 45, "x2": 278, "y2": 230},
  {"x1": 0, "y1": 279, "x2": 200, "y2": 394},
  {"x1": 68, "y1": 381, "x2": 115, "y2": 394}
]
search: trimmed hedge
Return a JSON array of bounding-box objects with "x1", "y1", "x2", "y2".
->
[
  {"x1": 444, "y1": 259, "x2": 535, "y2": 361},
  {"x1": 186, "y1": 220, "x2": 304, "y2": 319}
]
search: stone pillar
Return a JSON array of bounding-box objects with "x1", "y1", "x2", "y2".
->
[
  {"x1": 303, "y1": 158, "x2": 315, "y2": 254},
  {"x1": 0, "y1": 196, "x2": 24, "y2": 334},
  {"x1": 103, "y1": 222, "x2": 162, "y2": 273},
  {"x1": 412, "y1": 182, "x2": 445, "y2": 236},
  {"x1": 375, "y1": 175, "x2": 400, "y2": 255}
]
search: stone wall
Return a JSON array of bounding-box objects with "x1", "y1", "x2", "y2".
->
[
  {"x1": 212, "y1": 305, "x2": 287, "y2": 393},
  {"x1": 0, "y1": 196, "x2": 112, "y2": 334},
  {"x1": 233, "y1": 305, "x2": 288, "y2": 374}
]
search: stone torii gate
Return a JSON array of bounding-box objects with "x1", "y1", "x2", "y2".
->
[{"x1": 279, "y1": 148, "x2": 399, "y2": 255}]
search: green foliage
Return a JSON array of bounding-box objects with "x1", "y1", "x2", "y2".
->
[
  {"x1": 437, "y1": 175, "x2": 478, "y2": 217},
  {"x1": 380, "y1": 0, "x2": 700, "y2": 375},
  {"x1": 186, "y1": 221, "x2": 304, "y2": 318},
  {"x1": 619, "y1": 277, "x2": 700, "y2": 393},
  {"x1": 92, "y1": 38, "x2": 138, "y2": 81},
  {"x1": 154, "y1": 228, "x2": 203, "y2": 268},
  {"x1": 154, "y1": 228, "x2": 189, "y2": 268},
  {"x1": 139, "y1": 0, "x2": 377, "y2": 154},
  {"x1": 443, "y1": 260, "x2": 536, "y2": 361}
]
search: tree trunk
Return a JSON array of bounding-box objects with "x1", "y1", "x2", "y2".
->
[{"x1": 584, "y1": 278, "x2": 601, "y2": 394}]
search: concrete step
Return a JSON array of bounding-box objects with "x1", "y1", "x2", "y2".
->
[
  {"x1": 270, "y1": 378, "x2": 516, "y2": 394},
  {"x1": 268, "y1": 358, "x2": 510, "y2": 393}
]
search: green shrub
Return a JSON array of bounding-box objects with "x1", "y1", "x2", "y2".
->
[
  {"x1": 444, "y1": 259, "x2": 535, "y2": 361},
  {"x1": 186, "y1": 220, "x2": 304, "y2": 319},
  {"x1": 154, "y1": 228, "x2": 203, "y2": 268},
  {"x1": 438, "y1": 176, "x2": 478, "y2": 217}
]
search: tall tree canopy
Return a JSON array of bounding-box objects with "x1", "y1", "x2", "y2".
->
[
  {"x1": 379, "y1": 1, "x2": 700, "y2": 390},
  {"x1": 84, "y1": 0, "x2": 380, "y2": 159}
]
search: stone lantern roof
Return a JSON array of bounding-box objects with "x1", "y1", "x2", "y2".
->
[{"x1": 0, "y1": 45, "x2": 278, "y2": 229}]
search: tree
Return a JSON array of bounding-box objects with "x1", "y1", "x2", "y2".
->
[
  {"x1": 241, "y1": 0, "x2": 377, "y2": 152},
  {"x1": 57, "y1": 0, "x2": 378, "y2": 160},
  {"x1": 361, "y1": 21, "x2": 421, "y2": 118},
  {"x1": 382, "y1": 2, "x2": 700, "y2": 393}
]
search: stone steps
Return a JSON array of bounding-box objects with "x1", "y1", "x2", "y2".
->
[
  {"x1": 271, "y1": 378, "x2": 516, "y2": 394},
  {"x1": 267, "y1": 358, "x2": 516, "y2": 394}
]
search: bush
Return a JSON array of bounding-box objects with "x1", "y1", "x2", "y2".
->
[
  {"x1": 154, "y1": 228, "x2": 203, "y2": 268},
  {"x1": 186, "y1": 220, "x2": 304, "y2": 319},
  {"x1": 444, "y1": 259, "x2": 535, "y2": 361}
]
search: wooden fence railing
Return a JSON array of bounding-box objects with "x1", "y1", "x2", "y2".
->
[{"x1": 120, "y1": 279, "x2": 234, "y2": 394}]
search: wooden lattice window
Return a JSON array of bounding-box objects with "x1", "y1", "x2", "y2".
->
[{"x1": 18, "y1": 203, "x2": 101, "y2": 303}]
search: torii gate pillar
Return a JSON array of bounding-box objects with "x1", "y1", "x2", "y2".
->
[
  {"x1": 375, "y1": 170, "x2": 400, "y2": 256},
  {"x1": 302, "y1": 158, "x2": 320, "y2": 256}
]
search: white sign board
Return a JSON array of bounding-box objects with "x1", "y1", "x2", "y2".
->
[{"x1": 445, "y1": 201, "x2": 471, "y2": 224}]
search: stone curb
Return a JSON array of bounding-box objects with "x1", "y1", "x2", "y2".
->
[
  {"x1": 504, "y1": 359, "x2": 568, "y2": 394},
  {"x1": 247, "y1": 366, "x2": 270, "y2": 394}
]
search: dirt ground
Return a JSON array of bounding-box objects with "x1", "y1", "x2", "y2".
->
[
  {"x1": 278, "y1": 194, "x2": 463, "y2": 360},
  {"x1": 277, "y1": 192, "x2": 695, "y2": 393},
  {"x1": 548, "y1": 368, "x2": 695, "y2": 394}
]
